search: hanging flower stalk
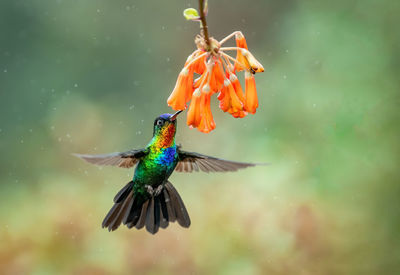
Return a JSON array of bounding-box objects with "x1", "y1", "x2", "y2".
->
[{"x1": 167, "y1": 0, "x2": 264, "y2": 133}]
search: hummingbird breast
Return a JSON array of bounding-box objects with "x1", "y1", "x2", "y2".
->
[{"x1": 133, "y1": 145, "x2": 178, "y2": 187}]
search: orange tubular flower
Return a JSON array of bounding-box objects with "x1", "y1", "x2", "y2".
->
[
  {"x1": 193, "y1": 72, "x2": 208, "y2": 89},
  {"x1": 229, "y1": 73, "x2": 248, "y2": 118},
  {"x1": 229, "y1": 73, "x2": 245, "y2": 103},
  {"x1": 168, "y1": 28, "x2": 264, "y2": 133},
  {"x1": 187, "y1": 89, "x2": 202, "y2": 128},
  {"x1": 241, "y1": 49, "x2": 264, "y2": 73},
  {"x1": 244, "y1": 71, "x2": 258, "y2": 114},
  {"x1": 198, "y1": 93, "x2": 215, "y2": 133},
  {"x1": 167, "y1": 67, "x2": 194, "y2": 110},
  {"x1": 234, "y1": 32, "x2": 248, "y2": 72},
  {"x1": 209, "y1": 60, "x2": 225, "y2": 93},
  {"x1": 233, "y1": 32, "x2": 264, "y2": 74},
  {"x1": 192, "y1": 51, "x2": 207, "y2": 74},
  {"x1": 219, "y1": 79, "x2": 243, "y2": 114}
]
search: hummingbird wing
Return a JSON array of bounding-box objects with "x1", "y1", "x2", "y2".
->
[
  {"x1": 72, "y1": 149, "x2": 148, "y2": 168},
  {"x1": 176, "y1": 150, "x2": 264, "y2": 173}
]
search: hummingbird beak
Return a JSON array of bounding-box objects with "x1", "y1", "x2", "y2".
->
[{"x1": 169, "y1": 110, "x2": 183, "y2": 121}]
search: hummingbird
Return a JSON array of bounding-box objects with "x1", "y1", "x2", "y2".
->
[{"x1": 74, "y1": 110, "x2": 262, "y2": 234}]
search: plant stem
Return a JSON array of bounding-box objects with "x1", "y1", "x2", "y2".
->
[{"x1": 198, "y1": 0, "x2": 210, "y2": 50}]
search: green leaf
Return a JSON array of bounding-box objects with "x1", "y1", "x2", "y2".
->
[{"x1": 183, "y1": 8, "x2": 200, "y2": 21}]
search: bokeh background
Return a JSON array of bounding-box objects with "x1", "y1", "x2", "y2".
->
[{"x1": 1, "y1": 0, "x2": 399, "y2": 274}]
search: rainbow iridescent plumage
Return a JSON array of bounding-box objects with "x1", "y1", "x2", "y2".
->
[{"x1": 133, "y1": 114, "x2": 178, "y2": 190}]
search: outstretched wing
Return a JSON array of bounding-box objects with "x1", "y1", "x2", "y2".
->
[
  {"x1": 72, "y1": 149, "x2": 148, "y2": 168},
  {"x1": 175, "y1": 150, "x2": 264, "y2": 173}
]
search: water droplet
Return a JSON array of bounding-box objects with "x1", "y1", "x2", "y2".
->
[
  {"x1": 97, "y1": 9, "x2": 101, "y2": 13},
  {"x1": 283, "y1": 75, "x2": 287, "y2": 79},
  {"x1": 74, "y1": 83, "x2": 78, "y2": 87},
  {"x1": 20, "y1": 140, "x2": 24, "y2": 143},
  {"x1": 50, "y1": 126, "x2": 55, "y2": 130},
  {"x1": 313, "y1": 103, "x2": 316, "y2": 108},
  {"x1": 129, "y1": 105, "x2": 135, "y2": 110},
  {"x1": 29, "y1": 129, "x2": 33, "y2": 133},
  {"x1": 3, "y1": 69, "x2": 7, "y2": 73},
  {"x1": 126, "y1": 6, "x2": 131, "y2": 11}
]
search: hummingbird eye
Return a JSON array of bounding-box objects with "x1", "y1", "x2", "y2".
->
[{"x1": 157, "y1": 119, "x2": 164, "y2": 126}]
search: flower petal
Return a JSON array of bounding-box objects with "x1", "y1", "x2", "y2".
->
[
  {"x1": 219, "y1": 79, "x2": 243, "y2": 114},
  {"x1": 192, "y1": 52, "x2": 206, "y2": 74},
  {"x1": 187, "y1": 89, "x2": 202, "y2": 127},
  {"x1": 242, "y1": 49, "x2": 264, "y2": 73},
  {"x1": 230, "y1": 73, "x2": 245, "y2": 103},
  {"x1": 236, "y1": 32, "x2": 248, "y2": 49},
  {"x1": 209, "y1": 60, "x2": 225, "y2": 93},
  {"x1": 198, "y1": 93, "x2": 215, "y2": 133},
  {"x1": 231, "y1": 110, "x2": 248, "y2": 118},
  {"x1": 244, "y1": 72, "x2": 258, "y2": 114},
  {"x1": 234, "y1": 32, "x2": 249, "y2": 72},
  {"x1": 167, "y1": 68, "x2": 193, "y2": 110}
]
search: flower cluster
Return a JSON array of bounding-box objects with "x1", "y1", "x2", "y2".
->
[{"x1": 167, "y1": 31, "x2": 264, "y2": 133}]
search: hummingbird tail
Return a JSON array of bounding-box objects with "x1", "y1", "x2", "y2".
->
[{"x1": 102, "y1": 181, "x2": 190, "y2": 234}]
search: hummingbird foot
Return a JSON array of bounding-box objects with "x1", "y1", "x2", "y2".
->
[
  {"x1": 144, "y1": 184, "x2": 164, "y2": 197},
  {"x1": 154, "y1": 184, "x2": 164, "y2": 196},
  {"x1": 144, "y1": 184, "x2": 154, "y2": 196}
]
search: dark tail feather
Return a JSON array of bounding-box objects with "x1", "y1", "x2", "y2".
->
[
  {"x1": 102, "y1": 191, "x2": 134, "y2": 231},
  {"x1": 114, "y1": 181, "x2": 133, "y2": 203},
  {"x1": 163, "y1": 188, "x2": 176, "y2": 222},
  {"x1": 159, "y1": 192, "x2": 169, "y2": 229},
  {"x1": 124, "y1": 199, "x2": 142, "y2": 227},
  {"x1": 145, "y1": 197, "x2": 157, "y2": 234},
  {"x1": 134, "y1": 200, "x2": 149, "y2": 229},
  {"x1": 165, "y1": 181, "x2": 191, "y2": 228},
  {"x1": 103, "y1": 181, "x2": 190, "y2": 234}
]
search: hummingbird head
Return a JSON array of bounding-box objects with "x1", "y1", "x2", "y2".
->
[{"x1": 152, "y1": 110, "x2": 182, "y2": 141}]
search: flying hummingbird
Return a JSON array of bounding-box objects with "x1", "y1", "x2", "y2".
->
[{"x1": 74, "y1": 110, "x2": 261, "y2": 234}]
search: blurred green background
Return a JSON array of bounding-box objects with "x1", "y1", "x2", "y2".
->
[{"x1": 1, "y1": 0, "x2": 399, "y2": 274}]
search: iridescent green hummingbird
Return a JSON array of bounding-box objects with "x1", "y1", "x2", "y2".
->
[{"x1": 74, "y1": 110, "x2": 261, "y2": 234}]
